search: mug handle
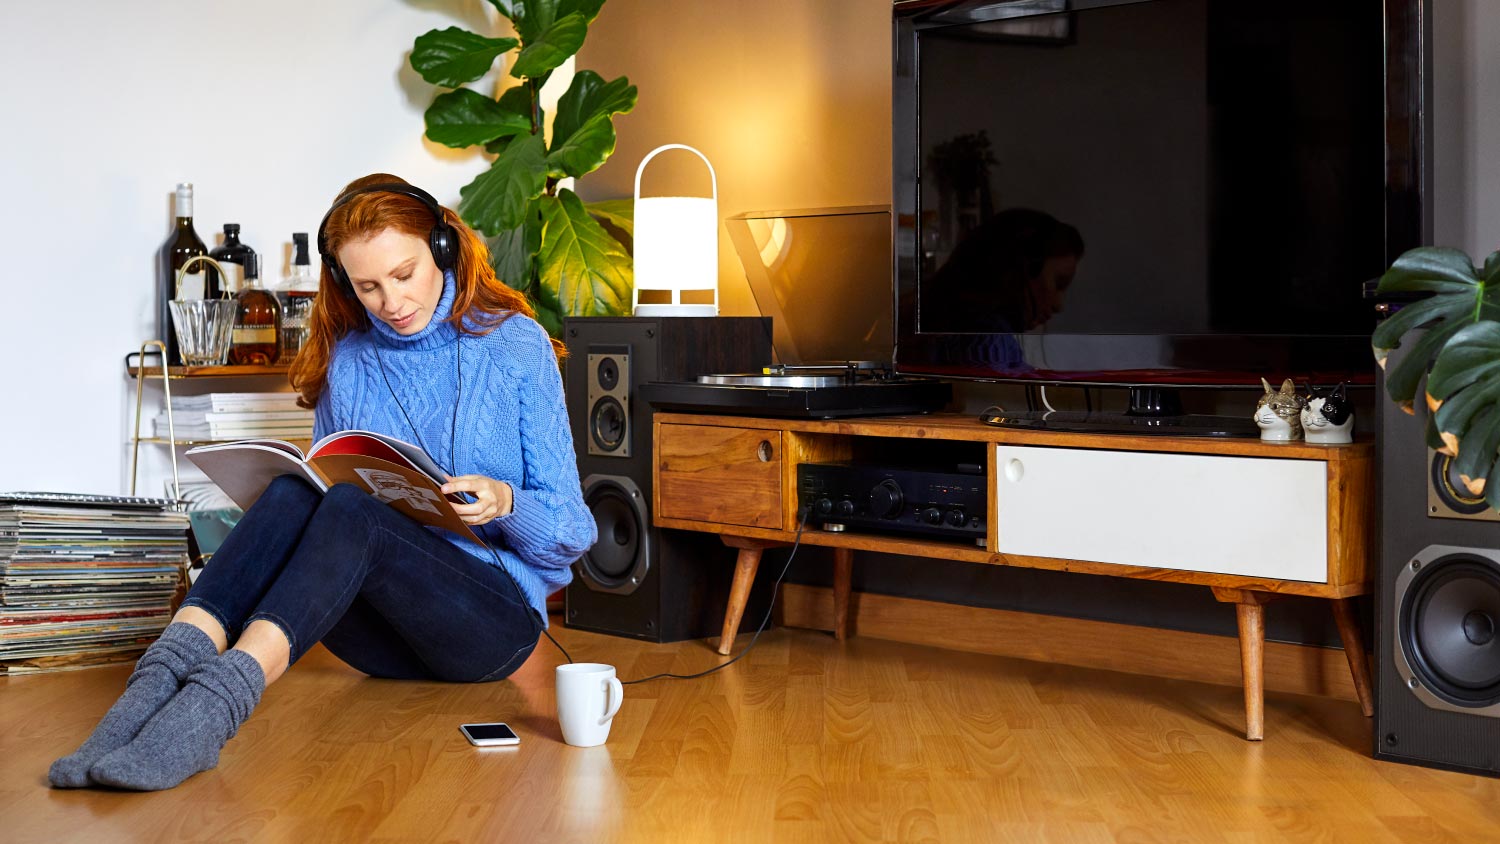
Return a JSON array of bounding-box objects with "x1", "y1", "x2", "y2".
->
[{"x1": 600, "y1": 676, "x2": 624, "y2": 725}]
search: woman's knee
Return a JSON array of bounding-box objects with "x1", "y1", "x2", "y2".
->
[
  {"x1": 319, "y1": 483, "x2": 375, "y2": 519},
  {"x1": 257, "y1": 474, "x2": 322, "y2": 512}
]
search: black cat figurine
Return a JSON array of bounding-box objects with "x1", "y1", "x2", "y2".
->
[{"x1": 1301, "y1": 381, "x2": 1353, "y2": 444}]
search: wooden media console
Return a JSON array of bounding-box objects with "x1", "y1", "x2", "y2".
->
[{"x1": 652, "y1": 412, "x2": 1375, "y2": 741}]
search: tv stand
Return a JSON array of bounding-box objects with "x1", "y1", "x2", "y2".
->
[{"x1": 652, "y1": 412, "x2": 1374, "y2": 741}]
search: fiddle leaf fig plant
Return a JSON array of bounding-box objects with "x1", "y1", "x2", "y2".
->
[
  {"x1": 409, "y1": 0, "x2": 637, "y2": 336},
  {"x1": 1373, "y1": 246, "x2": 1500, "y2": 505}
]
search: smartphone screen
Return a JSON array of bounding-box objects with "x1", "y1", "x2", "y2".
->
[{"x1": 460, "y1": 722, "x2": 520, "y2": 746}]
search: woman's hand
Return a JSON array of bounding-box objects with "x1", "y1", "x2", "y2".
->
[{"x1": 441, "y1": 475, "x2": 514, "y2": 526}]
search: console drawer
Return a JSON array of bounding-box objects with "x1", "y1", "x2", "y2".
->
[
  {"x1": 994, "y1": 445, "x2": 1328, "y2": 582},
  {"x1": 657, "y1": 423, "x2": 782, "y2": 528}
]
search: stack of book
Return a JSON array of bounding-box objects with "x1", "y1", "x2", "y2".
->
[
  {"x1": 153, "y1": 391, "x2": 313, "y2": 442},
  {"x1": 0, "y1": 492, "x2": 190, "y2": 675}
]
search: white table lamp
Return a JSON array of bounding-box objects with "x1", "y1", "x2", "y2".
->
[{"x1": 633, "y1": 144, "x2": 719, "y2": 316}]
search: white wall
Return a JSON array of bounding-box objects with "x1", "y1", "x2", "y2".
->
[{"x1": 0, "y1": 0, "x2": 502, "y2": 494}]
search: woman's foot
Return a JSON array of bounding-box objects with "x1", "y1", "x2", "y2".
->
[
  {"x1": 88, "y1": 649, "x2": 264, "y2": 791},
  {"x1": 48, "y1": 623, "x2": 218, "y2": 788}
]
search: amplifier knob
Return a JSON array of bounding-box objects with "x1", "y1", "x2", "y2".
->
[
  {"x1": 870, "y1": 479, "x2": 903, "y2": 519},
  {"x1": 921, "y1": 507, "x2": 943, "y2": 525},
  {"x1": 945, "y1": 507, "x2": 967, "y2": 527},
  {"x1": 815, "y1": 498, "x2": 833, "y2": 516},
  {"x1": 835, "y1": 499, "x2": 855, "y2": 517}
]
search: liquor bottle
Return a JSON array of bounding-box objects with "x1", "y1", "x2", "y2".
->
[
  {"x1": 208, "y1": 223, "x2": 254, "y2": 296},
  {"x1": 276, "y1": 233, "x2": 319, "y2": 363},
  {"x1": 229, "y1": 252, "x2": 281, "y2": 365},
  {"x1": 156, "y1": 183, "x2": 208, "y2": 366}
]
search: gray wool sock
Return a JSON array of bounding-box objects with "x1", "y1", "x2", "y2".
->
[
  {"x1": 48, "y1": 622, "x2": 219, "y2": 788},
  {"x1": 88, "y1": 648, "x2": 265, "y2": 792}
]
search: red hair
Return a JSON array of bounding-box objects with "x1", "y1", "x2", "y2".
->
[{"x1": 290, "y1": 173, "x2": 563, "y2": 409}]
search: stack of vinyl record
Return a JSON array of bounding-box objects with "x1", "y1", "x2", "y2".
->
[
  {"x1": 0, "y1": 492, "x2": 189, "y2": 675},
  {"x1": 153, "y1": 392, "x2": 313, "y2": 442}
]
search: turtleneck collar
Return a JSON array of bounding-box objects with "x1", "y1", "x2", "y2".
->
[{"x1": 368, "y1": 269, "x2": 460, "y2": 350}]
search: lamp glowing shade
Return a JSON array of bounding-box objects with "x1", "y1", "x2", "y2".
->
[{"x1": 633, "y1": 145, "x2": 719, "y2": 316}]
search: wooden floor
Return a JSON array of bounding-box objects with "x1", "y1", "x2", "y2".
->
[{"x1": 4, "y1": 620, "x2": 1498, "y2": 843}]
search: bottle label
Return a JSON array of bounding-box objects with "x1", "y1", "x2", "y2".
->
[
  {"x1": 232, "y1": 326, "x2": 276, "y2": 344},
  {"x1": 219, "y1": 263, "x2": 244, "y2": 295},
  {"x1": 177, "y1": 272, "x2": 205, "y2": 300}
]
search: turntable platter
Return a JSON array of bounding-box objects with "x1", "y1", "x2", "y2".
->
[{"x1": 697, "y1": 373, "x2": 847, "y2": 388}]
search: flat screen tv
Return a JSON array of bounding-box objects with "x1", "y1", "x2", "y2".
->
[{"x1": 893, "y1": 0, "x2": 1429, "y2": 406}]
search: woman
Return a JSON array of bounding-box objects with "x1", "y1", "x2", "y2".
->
[{"x1": 50, "y1": 174, "x2": 596, "y2": 791}]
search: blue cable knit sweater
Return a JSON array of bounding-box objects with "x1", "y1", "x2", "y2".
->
[{"x1": 313, "y1": 272, "x2": 595, "y2": 623}]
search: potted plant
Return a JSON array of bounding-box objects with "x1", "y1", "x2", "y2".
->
[
  {"x1": 1373, "y1": 246, "x2": 1500, "y2": 504},
  {"x1": 409, "y1": 0, "x2": 637, "y2": 336}
]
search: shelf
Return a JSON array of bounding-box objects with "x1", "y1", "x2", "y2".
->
[{"x1": 125, "y1": 363, "x2": 291, "y2": 379}]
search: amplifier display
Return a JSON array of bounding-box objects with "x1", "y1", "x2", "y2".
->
[{"x1": 797, "y1": 462, "x2": 986, "y2": 544}]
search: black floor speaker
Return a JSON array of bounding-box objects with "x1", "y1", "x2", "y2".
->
[
  {"x1": 562, "y1": 316, "x2": 776, "y2": 642},
  {"x1": 1376, "y1": 346, "x2": 1500, "y2": 777}
]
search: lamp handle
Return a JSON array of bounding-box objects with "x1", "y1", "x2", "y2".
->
[
  {"x1": 175, "y1": 255, "x2": 233, "y2": 300},
  {"x1": 633, "y1": 144, "x2": 717, "y2": 204}
]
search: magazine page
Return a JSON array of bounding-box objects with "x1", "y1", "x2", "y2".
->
[
  {"x1": 184, "y1": 444, "x2": 324, "y2": 510},
  {"x1": 308, "y1": 430, "x2": 449, "y2": 486},
  {"x1": 306, "y1": 454, "x2": 478, "y2": 542}
]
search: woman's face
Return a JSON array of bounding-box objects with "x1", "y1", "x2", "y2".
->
[{"x1": 338, "y1": 227, "x2": 446, "y2": 335}]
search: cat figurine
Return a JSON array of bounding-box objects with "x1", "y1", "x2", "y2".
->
[
  {"x1": 1301, "y1": 381, "x2": 1354, "y2": 444},
  {"x1": 1254, "y1": 377, "x2": 1305, "y2": 442}
]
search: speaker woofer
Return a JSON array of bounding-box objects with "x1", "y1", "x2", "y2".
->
[
  {"x1": 575, "y1": 475, "x2": 650, "y2": 596},
  {"x1": 1429, "y1": 451, "x2": 1494, "y2": 517},
  {"x1": 1395, "y1": 545, "x2": 1500, "y2": 715}
]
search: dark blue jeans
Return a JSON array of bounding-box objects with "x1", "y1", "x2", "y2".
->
[{"x1": 180, "y1": 476, "x2": 538, "y2": 682}]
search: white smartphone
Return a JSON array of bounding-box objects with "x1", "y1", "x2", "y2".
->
[{"x1": 459, "y1": 722, "x2": 520, "y2": 747}]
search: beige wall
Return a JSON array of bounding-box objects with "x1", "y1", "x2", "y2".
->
[{"x1": 577, "y1": 0, "x2": 892, "y2": 317}]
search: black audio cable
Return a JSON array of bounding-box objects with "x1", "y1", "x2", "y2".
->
[{"x1": 620, "y1": 505, "x2": 811, "y2": 685}]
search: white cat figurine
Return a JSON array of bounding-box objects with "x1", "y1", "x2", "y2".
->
[
  {"x1": 1254, "y1": 377, "x2": 1305, "y2": 442},
  {"x1": 1301, "y1": 382, "x2": 1354, "y2": 445}
]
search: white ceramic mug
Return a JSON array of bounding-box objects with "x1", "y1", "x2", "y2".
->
[{"x1": 556, "y1": 663, "x2": 624, "y2": 747}]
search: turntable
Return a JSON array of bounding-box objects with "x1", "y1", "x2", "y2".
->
[{"x1": 637, "y1": 206, "x2": 951, "y2": 419}]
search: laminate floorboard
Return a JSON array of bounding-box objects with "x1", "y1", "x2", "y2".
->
[{"x1": 3, "y1": 621, "x2": 1497, "y2": 843}]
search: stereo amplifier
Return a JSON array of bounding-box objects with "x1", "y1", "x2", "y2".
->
[{"x1": 797, "y1": 462, "x2": 986, "y2": 544}]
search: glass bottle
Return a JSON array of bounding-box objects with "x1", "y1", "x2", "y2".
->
[
  {"x1": 156, "y1": 183, "x2": 208, "y2": 365},
  {"x1": 229, "y1": 252, "x2": 281, "y2": 365},
  {"x1": 276, "y1": 232, "x2": 319, "y2": 363},
  {"x1": 208, "y1": 223, "x2": 254, "y2": 296}
]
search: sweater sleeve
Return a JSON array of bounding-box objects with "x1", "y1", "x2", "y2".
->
[{"x1": 488, "y1": 320, "x2": 596, "y2": 570}]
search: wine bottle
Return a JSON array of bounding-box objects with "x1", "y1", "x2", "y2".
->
[
  {"x1": 229, "y1": 252, "x2": 281, "y2": 365},
  {"x1": 276, "y1": 232, "x2": 319, "y2": 363},
  {"x1": 156, "y1": 183, "x2": 208, "y2": 366},
  {"x1": 208, "y1": 223, "x2": 254, "y2": 296}
]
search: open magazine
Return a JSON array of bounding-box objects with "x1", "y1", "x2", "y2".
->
[{"x1": 185, "y1": 431, "x2": 477, "y2": 541}]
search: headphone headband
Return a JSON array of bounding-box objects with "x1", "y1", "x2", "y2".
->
[{"x1": 317, "y1": 182, "x2": 458, "y2": 300}]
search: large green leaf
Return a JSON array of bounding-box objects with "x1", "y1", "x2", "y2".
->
[
  {"x1": 584, "y1": 199, "x2": 633, "y2": 239},
  {"x1": 424, "y1": 89, "x2": 532, "y2": 149},
  {"x1": 488, "y1": 197, "x2": 544, "y2": 293},
  {"x1": 501, "y1": 0, "x2": 604, "y2": 42},
  {"x1": 410, "y1": 28, "x2": 518, "y2": 88},
  {"x1": 1375, "y1": 246, "x2": 1500, "y2": 502},
  {"x1": 484, "y1": 88, "x2": 541, "y2": 155},
  {"x1": 552, "y1": 71, "x2": 636, "y2": 145},
  {"x1": 458, "y1": 134, "x2": 548, "y2": 235},
  {"x1": 536, "y1": 190, "x2": 632, "y2": 316},
  {"x1": 510, "y1": 13, "x2": 588, "y2": 79},
  {"x1": 546, "y1": 114, "x2": 615, "y2": 179}
]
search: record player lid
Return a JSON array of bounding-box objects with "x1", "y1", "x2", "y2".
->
[{"x1": 725, "y1": 205, "x2": 893, "y2": 368}]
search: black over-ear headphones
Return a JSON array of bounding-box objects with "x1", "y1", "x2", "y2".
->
[{"x1": 316, "y1": 183, "x2": 459, "y2": 300}]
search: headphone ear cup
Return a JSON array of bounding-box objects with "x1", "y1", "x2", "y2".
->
[{"x1": 430, "y1": 224, "x2": 457, "y2": 272}]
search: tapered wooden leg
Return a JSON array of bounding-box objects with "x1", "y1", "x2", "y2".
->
[
  {"x1": 1234, "y1": 601, "x2": 1266, "y2": 741},
  {"x1": 719, "y1": 546, "x2": 763, "y2": 655},
  {"x1": 1213, "y1": 587, "x2": 1278, "y2": 741},
  {"x1": 715, "y1": 536, "x2": 789, "y2": 656},
  {"x1": 832, "y1": 547, "x2": 854, "y2": 641},
  {"x1": 1332, "y1": 598, "x2": 1375, "y2": 718}
]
